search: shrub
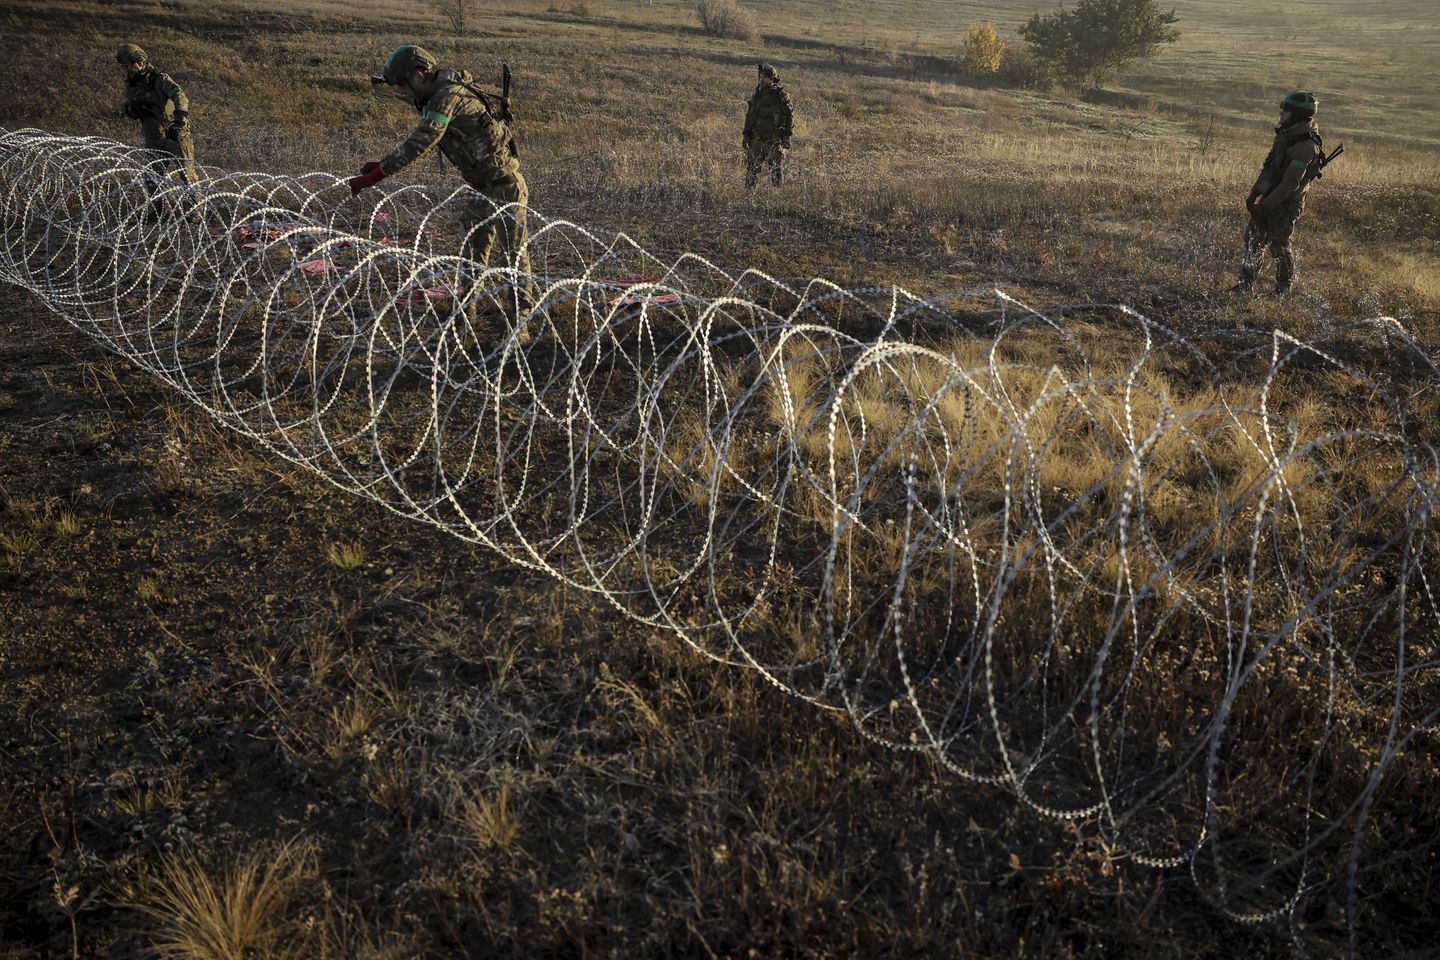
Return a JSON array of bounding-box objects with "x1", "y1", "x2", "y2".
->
[
  {"x1": 1019, "y1": 0, "x2": 1180, "y2": 90},
  {"x1": 696, "y1": 0, "x2": 758, "y2": 42},
  {"x1": 962, "y1": 21, "x2": 1005, "y2": 76},
  {"x1": 996, "y1": 47, "x2": 1052, "y2": 90}
]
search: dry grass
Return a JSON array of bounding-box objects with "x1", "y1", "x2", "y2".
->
[
  {"x1": 138, "y1": 841, "x2": 313, "y2": 960},
  {"x1": 0, "y1": 0, "x2": 1437, "y2": 957},
  {"x1": 324, "y1": 540, "x2": 368, "y2": 570}
]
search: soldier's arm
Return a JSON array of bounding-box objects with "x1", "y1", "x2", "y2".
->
[
  {"x1": 380, "y1": 111, "x2": 450, "y2": 176},
  {"x1": 779, "y1": 92, "x2": 793, "y2": 138},
  {"x1": 156, "y1": 73, "x2": 190, "y2": 118},
  {"x1": 743, "y1": 96, "x2": 757, "y2": 139},
  {"x1": 1258, "y1": 141, "x2": 1318, "y2": 208},
  {"x1": 380, "y1": 88, "x2": 463, "y2": 177}
]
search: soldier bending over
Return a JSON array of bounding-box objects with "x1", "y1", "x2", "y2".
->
[{"x1": 350, "y1": 45, "x2": 535, "y2": 322}]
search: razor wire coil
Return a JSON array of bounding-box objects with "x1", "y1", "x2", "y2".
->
[{"x1": 2, "y1": 129, "x2": 1438, "y2": 948}]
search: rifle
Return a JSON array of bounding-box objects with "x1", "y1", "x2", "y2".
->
[
  {"x1": 499, "y1": 63, "x2": 514, "y2": 123},
  {"x1": 1300, "y1": 143, "x2": 1345, "y2": 190}
]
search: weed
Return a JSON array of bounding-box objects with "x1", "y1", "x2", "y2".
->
[
  {"x1": 52, "y1": 509, "x2": 82, "y2": 537},
  {"x1": 0, "y1": 529, "x2": 38, "y2": 570},
  {"x1": 137, "y1": 840, "x2": 313, "y2": 960},
  {"x1": 325, "y1": 541, "x2": 367, "y2": 570},
  {"x1": 114, "y1": 776, "x2": 188, "y2": 817}
]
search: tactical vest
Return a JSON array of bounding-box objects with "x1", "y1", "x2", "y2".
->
[
  {"x1": 122, "y1": 69, "x2": 185, "y2": 123},
  {"x1": 427, "y1": 69, "x2": 519, "y2": 189},
  {"x1": 745, "y1": 85, "x2": 793, "y2": 142},
  {"x1": 1260, "y1": 120, "x2": 1322, "y2": 191}
]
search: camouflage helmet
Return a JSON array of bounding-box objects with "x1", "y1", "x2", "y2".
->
[
  {"x1": 115, "y1": 43, "x2": 147, "y2": 66},
  {"x1": 1281, "y1": 90, "x2": 1318, "y2": 117},
  {"x1": 381, "y1": 45, "x2": 437, "y2": 86},
  {"x1": 758, "y1": 62, "x2": 778, "y2": 81}
]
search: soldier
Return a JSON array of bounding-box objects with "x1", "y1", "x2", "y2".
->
[
  {"x1": 350, "y1": 45, "x2": 534, "y2": 320},
  {"x1": 1237, "y1": 91, "x2": 1324, "y2": 294},
  {"x1": 743, "y1": 63, "x2": 793, "y2": 188},
  {"x1": 116, "y1": 43, "x2": 198, "y2": 184}
]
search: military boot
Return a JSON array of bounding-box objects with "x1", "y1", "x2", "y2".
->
[
  {"x1": 1275, "y1": 252, "x2": 1296, "y2": 294},
  {"x1": 509, "y1": 286, "x2": 537, "y2": 346}
]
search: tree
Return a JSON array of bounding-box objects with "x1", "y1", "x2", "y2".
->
[
  {"x1": 432, "y1": 0, "x2": 479, "y2": 39},
  {"x1": 1019, "y1": 0, "x2": 1179, "y2": 90},
  {"x1": 962, "y1": 21, "x2": 1005, "y2": 76}
]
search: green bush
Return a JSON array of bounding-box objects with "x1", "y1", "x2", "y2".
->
[
  {"x1": 1019, "y1": 0, "x2": 1180, "y2": 90},
  {"x1": 997, "y1": 47, "x2": 1053, "y2": 90}
]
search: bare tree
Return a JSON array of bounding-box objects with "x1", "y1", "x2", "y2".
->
[{"x1": 432, "y1": 0, "x2": 479, "y2": 39}]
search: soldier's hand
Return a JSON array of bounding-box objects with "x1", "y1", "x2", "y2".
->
[{"x1": 348, "y1": 162, "x2": 387, "y2": 197}]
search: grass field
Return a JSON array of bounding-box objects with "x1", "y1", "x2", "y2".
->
[{"x1": 2, "y1": 0, "x2": 1438, "y2": 957}]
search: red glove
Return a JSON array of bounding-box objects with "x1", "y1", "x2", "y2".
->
[{"x1": 348, "y1": 161, "x2": 385, "y2": 196}]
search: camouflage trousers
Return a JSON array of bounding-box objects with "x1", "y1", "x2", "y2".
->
[
  {"x1": 1240, "y1": 199, "x2": 1303, "y2": 291},
  {"x1": 744, "y1": 140, "x2": 786, "y2": 188},
  {"x1": 140, "y1": 118, "x2": 198, "y2": 184},
  {"x1": 459, "y1": 172, "x2": 536, "y2": 319}
]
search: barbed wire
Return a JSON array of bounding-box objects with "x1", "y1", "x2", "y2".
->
[{"x1": 2, "y1": 129, "x2": 1437, "y2": 950}]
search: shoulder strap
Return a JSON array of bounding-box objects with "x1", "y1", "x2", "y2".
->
[
  {"x1": 453, "y1": 76, "x2": 506, "y2": 122},
  {"x1": 450, "y1": 76, "x2": 519, "y2": 158}
]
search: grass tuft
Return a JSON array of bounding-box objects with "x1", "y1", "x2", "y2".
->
[
  {"x1": 138, "y1": 840, "x2": 313, "y2": 960},
  {"x1": 324, "y1": 541, "x2": 367, "y2": 570},
  {"x1": 453, "y1": 779, "x2": 523, "y2": 851}
]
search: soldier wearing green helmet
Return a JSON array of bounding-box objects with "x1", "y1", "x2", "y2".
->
[
  {"x1": 350, "y1": 44, "x2": 534, "y2": 321},
  {"x1": 1236, "y1": 90, "x2": 1324, "y2": 294},
  {"x1": 116, "y1": 43, "x2": 198, "y2": 184}
]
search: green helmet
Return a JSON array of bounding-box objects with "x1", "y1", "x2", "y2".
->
[
  {"x1": 115, "y1": 43, "x2": 147, "y2": 66},
  {"x1": 1281, "y1": 90, "x2": 1317, "y2": 117},
  {"x1": 381, "y1": 45, "x2": 436, "y2": 86}
]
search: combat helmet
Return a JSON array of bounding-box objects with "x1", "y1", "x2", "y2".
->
[
  {"x1": 1281, "y1": 90, "x2": 1318, "y2": 117},
  {"x1": 115, "y1": 43, "x2": 147, "y2": 66},
  {"x1": 380, "y1": 45, "x2": 437, "y2": 86},
  {"x1": 758, "y1": 62, "x2": 778, "y2": 81}
]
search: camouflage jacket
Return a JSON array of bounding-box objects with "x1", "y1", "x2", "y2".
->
[
  {"x1": 380, "y1": 68, "x2": 519, "y2": 190},
  {"x1": 1252, "y1": 117, "x2": 1322, "y2": 205},
  {"x1": 122, "y1": 67, "x2": 188, "y2": 123},
  {"x1": 744, "y1": 84, "x2": 793, "y2": 143}
]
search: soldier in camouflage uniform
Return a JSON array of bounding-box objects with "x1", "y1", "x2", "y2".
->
[
  {"x1": 350, "y1": 45, "x2": 534, "y2": 317},
  {"x1": 1237, "y1": 91, "x2": 1324, "y2": 294},
  {"x1": 116, "y1": 43, "x2": 198, "y2": 184},
  {"x1": 743, "y1": 63, "x2": 793, "y2": 188}
]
